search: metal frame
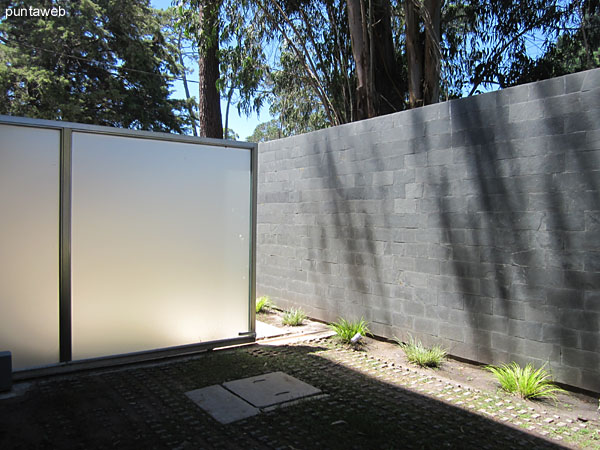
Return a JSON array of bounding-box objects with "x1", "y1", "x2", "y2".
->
[
  {"x1": 59, "y1": 128, "x2": 72, "y2": 362},
  {"x1": 0, "y1": 115, "x2": 257, "y2": 377}
]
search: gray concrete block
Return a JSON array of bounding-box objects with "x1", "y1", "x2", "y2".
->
[
  {"x1": 562, "y1": 348, "x2": 600, "y2": 372},
  {"x1": 581, "y1": 68, "x2": 600, "y2": 91},
  {"x1": 491, "y1": 333, "x2": 525, "y2": 354},
  {"x1": 565, "y1": 149, "x2": 600, "y2": 172},
  {"x1": 437, "y1": 293, "x2": 465, "y2": 310},
  {"x1": 529, "y1": 75, "x2": 565, "y2": 98},
  {"x1": 477, "y1": 314, "x2": 508, "y2": 333},
  {"x1": 584, "y1": 291, "x2": 600, "y2": 311},
  {"x1": 578, "y1": 331, "x2": 600, "y2": 353},
  {"x1": 580, "y1": 369, "x2": 600, "y2": 394},
  {"x1": 491, "y1": 299, "x2": 525, "y2": 319},
  {"x1": 439, "y1": 323, "x2": 465, "y2": 342},
  {"x1": 566, "y1": 111, "x2": 600, "y2": 133},
  {"x1": 507, "y1": 319, "x2": 543, "y2": 341},
  {"x1": 559, "y1": 310, "x2": 599, "y2": 332},
  {"x1": 541, "y1": 324, "x2": 579, "y2": 347},
  {"x1": 582, "y1": 87, "x2": 600, "y2": 112},
  {"x1": 464, "y1": 295, "x2": 493, "y2": 315},
  {"x1": 508, "y1": 101, "x2": 545, "y2": 123},
  {"x1": 546, "y1": 288, "x2": 584, "y2": 310},
  {"x1": 505, "y1": 118, "x2": 565, "y2": 140},
  {"x1": 413, "y1": 317, "x2": 439, "y2": 335},
  {"x1": 563, "y1": 270, "x2": 600, "y2": 290}
]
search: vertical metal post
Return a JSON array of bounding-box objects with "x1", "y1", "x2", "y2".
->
[
  {"x1": 249, "y1": 143, "x2": 258, "y2": 334},
  {"x1": 59, "y1": 128, "x2": 72, "y2": 362}
]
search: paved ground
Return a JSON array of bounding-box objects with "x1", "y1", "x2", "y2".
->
[{"x1": 1, "y1": 334, "x2": 598, "y2": 449}]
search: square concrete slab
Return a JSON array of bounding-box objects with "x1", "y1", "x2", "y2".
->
[
  {"x1": 223, "y1": 371, "x2": 321, "y2": 408},
  {"x1": 186, "y1": 385, "x2": 259, "y2": 424}
]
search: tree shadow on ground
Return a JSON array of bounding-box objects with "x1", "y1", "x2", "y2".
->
[{"x1": 0, "y1": 343, "x2": 568, "y2": 449}]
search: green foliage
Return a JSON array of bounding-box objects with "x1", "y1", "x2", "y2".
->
[
  {"x1": 328, "y1": 318, "x2": 371, "y2": 344},
  {"x1": 396, "y1": 335, "x2": 447, "y2": 368},
  {"x1": 0, "y1": 0, "x2": 187, "y2": 132},
  {"x1": 441, "y1": 0, "x2": 575, "y2": 96},
  {"x1": 485, "y1": 362, "x2": 566, "y2": 400},
  {"x1": 510, "y1": 1, "x2": 600, "y2": 85},
  {"x1": 247, "y1": 119, "x2": 285, "y2": 142},
  {"x1": 268, "y1": 49, "x2": 331, "y2": 135},
  {"x1": 282, "y1": 307, "x2": 306, "y2": 326},
  {"x1": 256, "y1": 296, "x2": 273, "y2": 314},
  {"x1": 223, "y1": 127, "x2": 239, "y2": 140}
]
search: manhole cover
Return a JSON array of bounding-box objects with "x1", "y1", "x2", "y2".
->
[
  {"x1": 186, "y1": 385, "x2": 259, "y2": 424},
  {"x1": 222, "y1": 371, "x2": 321, "y2": 408},
  {"x1": 186, "y1": 372, "x2": 321, "y2": 424}
]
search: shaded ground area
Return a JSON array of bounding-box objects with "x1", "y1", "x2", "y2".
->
[{"x1": 2, "y1": 334, "x2": 598, "y2": 449}]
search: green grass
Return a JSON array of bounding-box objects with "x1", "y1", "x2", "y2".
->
[
  {"x1": 485, "y1": 362, "x2": 566, "y2": 400},
  {"x1": 282, "y1": 307, "x2": 307, "y2": 326},
  {"x1": 256, "y1": 296, "x2": 273, "y2": 313},
  {"x1": 328, "y1": 317, "x2": 371, "y2": 344},
  {"x1": 396, "y1": 335, "x2": 447, "y2": 368}
]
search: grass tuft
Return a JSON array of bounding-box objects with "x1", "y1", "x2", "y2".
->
[
  {"x1": 256, "y1": 296, "x2": 273, "y2": 314},
  {"x1": 396, "y1": 335, "x2": 446, "y2": 368},
  {"x1": 485, "y1": 362, "x2": 566, "y2": 400},
  {"x1": 282, "y1": 307, "x2": 307, "y2": 326},
  {"x1": 328, "y1": 317, "x2": 371, "y2": 344}
]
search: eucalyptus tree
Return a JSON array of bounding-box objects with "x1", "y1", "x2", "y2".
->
[
  {"x1": 176, "y1": 0, "x2": 270, "y2": 138},
  {"x1": 507, "y1": 0, "x2": 600, "y2": 84},
  {"x1": 186, "y1": 0, "x2": 597, "y2": 140},
  {"x1": 440, "y1": 0, "x2": 578, "y2": 96}
]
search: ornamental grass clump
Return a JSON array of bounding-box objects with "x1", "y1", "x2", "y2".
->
[
  {"x1": 328, "y1": 317, "x2": 371, "y2": 344},
  {"x1": 256, "y1": 296, "x2": 273, "y2": 313},
  {"x1": 396, "y1": 335, "x2": 447, "y2": 368},
  {"x1": 282, "y1": 307, "x2": 307, "y2": 326},
  {"x1": 485, "y1": 362, "x2": 566, "y2": 400}
]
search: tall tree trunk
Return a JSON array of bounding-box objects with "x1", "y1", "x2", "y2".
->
[
  {"x1": 347, "y1": 0, "x2": 375, "y2": 119},
  {"x1": 198, "y1": 0, "x2": 222, "y2": 139},
  {"x1": 372, "y1": 0, "x2": 402, "y2": 113},
  {"x1": 423, "y1": 0, "x2": 441, "y2": 105},
  {"x1": 348, "y1": 0, "x2": 401, "y2": 119},
  {"x1": 405, "y1": 0, "x2": 423, "y2": 108}
]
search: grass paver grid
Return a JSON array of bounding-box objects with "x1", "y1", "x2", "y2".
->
[{"x1": 0, "y1": 337, "x2": 597, "y2": 449}]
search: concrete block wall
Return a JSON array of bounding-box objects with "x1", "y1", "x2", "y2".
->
[{"x1": 256, "y1": 69, "x2": 600, "y2": 393}]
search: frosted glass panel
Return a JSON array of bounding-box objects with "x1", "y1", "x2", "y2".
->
[
  {"x1": 71, "y1": 132, "x2": 251, "y2": 360},
  {"x1": 0, "y1": 125, "x2": 60, "y2": 369}
]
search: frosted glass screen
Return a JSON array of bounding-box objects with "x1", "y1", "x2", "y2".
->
[
  {"x1": 71, "y1": 132, "x2": 251, "y2": 360},
  {"x1": 0, "y1": 125, "x2": 60, "y2": 369}
]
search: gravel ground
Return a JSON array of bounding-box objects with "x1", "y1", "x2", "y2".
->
[{"x1": 1, "y1": 332, "x2": 598, "y2": 449}]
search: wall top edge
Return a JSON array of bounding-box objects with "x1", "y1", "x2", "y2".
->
[
  {"x1": 257, "y1": 67, "x2": 599, "y2": 148},
  {"x1": 0, "y1": 115, "x2": 257, "y2": 151}
]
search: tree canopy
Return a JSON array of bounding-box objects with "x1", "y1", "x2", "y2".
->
[
  {"x1": 245, "y1": 0, "x2": 598, "y2": 141},
  {"x1": 0, "y1": 0, "x2": 188, "y2": 132},
  {"x1": 1, "y1": 0, "x2": 597, "y2": 139}
]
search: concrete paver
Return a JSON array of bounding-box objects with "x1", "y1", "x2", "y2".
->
[{"x1": 0, "y1": 336, "x2": 597, "y2": 449}]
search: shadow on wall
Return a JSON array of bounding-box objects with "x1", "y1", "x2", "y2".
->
[
  {"x1": 256, "y1": 69, "x2": 600, "y2": 392},
  {"x1": 436, "y1": 74, "x2": 599, "y2": 390},
  {"x1": 315, "y1": 129, "x2": 388, "y2": 324}
]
